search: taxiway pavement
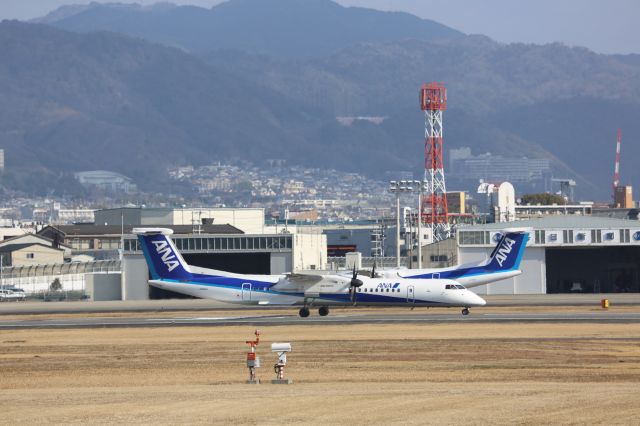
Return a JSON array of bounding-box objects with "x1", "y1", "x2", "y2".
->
[
  {"x1": 1, "y1": 310, "x2": 640, "y2": 329},
  {"x1": 2, "y1": 293, "x2": 640, "y2": 316}
]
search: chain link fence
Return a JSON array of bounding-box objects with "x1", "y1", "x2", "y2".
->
[{"x1": 0, "y1": 260, "x2": 121, "y2": 297}]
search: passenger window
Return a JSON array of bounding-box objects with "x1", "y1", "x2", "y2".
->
[{"x1": 386, "y1": 289, "x2": 389, "y2": 292}]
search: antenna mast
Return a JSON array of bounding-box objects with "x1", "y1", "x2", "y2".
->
[{"x1": 420, "y1": 82, "x2": 450, "y2": 242}]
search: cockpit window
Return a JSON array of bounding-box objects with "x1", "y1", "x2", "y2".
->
[{"x1": 445, "y1": 284, "x2": 466, "y2": 290}]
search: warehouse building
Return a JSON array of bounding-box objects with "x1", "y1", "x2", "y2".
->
[{"x1": 457, "y1": 216, "x2": 640, "y2": 294}]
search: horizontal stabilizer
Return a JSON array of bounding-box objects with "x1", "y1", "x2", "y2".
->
[{"x1": 132, "y1": 227, "x2": 174, "y2": 236}]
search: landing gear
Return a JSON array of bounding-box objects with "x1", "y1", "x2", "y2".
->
[
  {"x1": 299, "y1": 307, "x2": 310, "y2": 318},
  {"x1": 318, "y1": 306, "x2": 329, "y2": 317},
  {"x1": 461, "y1": 307, "x2": 470, "y2": 316}
]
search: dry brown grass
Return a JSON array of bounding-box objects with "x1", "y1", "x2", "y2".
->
[{"x1": 1, "y1": 315, "x2": 640, "y2": 424}]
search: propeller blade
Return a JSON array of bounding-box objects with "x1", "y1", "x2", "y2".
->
[
  {"x1": 349, "y1": 264, "x2": 361, "y2": 305},
  {"x1": 371, "y1": 259, "x2": 377, "y2": 278}
]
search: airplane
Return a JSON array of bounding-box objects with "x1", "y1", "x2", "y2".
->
[
  {"x1": 134, "y1": 227, "x2": 489, "y2": 317},
  {"x1": 379, "y1": 228, "x2": 530, "y2": 288}
]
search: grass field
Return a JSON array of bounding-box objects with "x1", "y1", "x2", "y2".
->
[{"x1": 1, "y1": 307, "x2": 640, "y2": 425}]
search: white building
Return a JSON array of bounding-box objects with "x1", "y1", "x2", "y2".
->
[
  {"x1": 74, "y1": 171, "x2": 136, "y2": 193},
  {"x1": 450, "y1": 148, "x2": 551, "y2": 183},
  {"x1": 457, "y1": 216, "x2": 640, "y2": 295},
  {"x1": 95, "y1": 207, "x2": 266, "y2": 235}
]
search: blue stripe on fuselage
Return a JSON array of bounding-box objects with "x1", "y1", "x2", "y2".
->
[{"x1": 152, "y1": 279, "x2": 445, "y2": 305}]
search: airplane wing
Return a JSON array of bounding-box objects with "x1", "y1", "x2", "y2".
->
[
  {"x1": 285, "y1": 273, "x2": 324, "y2": 284},
  {"x1": 272, "y1": 273, "x2": 352, "y2": 296}
]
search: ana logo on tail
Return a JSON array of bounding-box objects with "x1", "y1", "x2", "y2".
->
[
  {"x1": 152, "y1": 240, "x2": 180, "y2": 272},
  {"x1": 495, "y1": 237, "x2": 516, "y2": 267}
]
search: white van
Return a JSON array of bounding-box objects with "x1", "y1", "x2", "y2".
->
[{"x1": 0, "y1": 289, "x2": 26, "y2": 302}]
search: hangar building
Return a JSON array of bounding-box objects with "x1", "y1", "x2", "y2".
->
[
  {"x1": 457, "y1": 216, "x2": 640, "y2": 295},
  {"x1": 35, "y1": 207, "x2": 326, "y2": 300},
  {"x1": 120, "y1": 228, "x2": 306, "y2": 300}
]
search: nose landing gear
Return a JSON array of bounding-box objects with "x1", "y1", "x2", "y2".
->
[
  {"x1": 318, "y1": 306, "x2": 329, "y2": 316},
  {"x1": 461, "y1": 307, "x2": 470, "y2": 316}
]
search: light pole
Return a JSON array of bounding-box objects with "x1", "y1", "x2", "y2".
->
[
  {"x1": 389, "y1": 180, "x2": 411, "y2": 268},
  {"x1": 412, "y1": 180, "x2": 426, "y2": 270},
  {"x1": 389, "y1": 180, "x2": 425, "y2": 269}
]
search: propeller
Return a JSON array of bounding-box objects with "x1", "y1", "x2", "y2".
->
[
  {"x1": 349, "y1": 264, "x2": 363, "y2": 304},
  {"x1": 370, "y1": 258, "x2": 377, "y2": 278}
]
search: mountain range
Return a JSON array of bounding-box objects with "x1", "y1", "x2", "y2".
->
[{"x1": 1, "y1": 0, "x2": 639, "y2": 199}]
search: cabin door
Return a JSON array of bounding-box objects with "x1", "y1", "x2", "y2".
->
[
  {"x1": 242, "y1": 283, "x2": 252, "y2": 301},
  {"x1": 407, "y1": 285, "x2": 415, "y2": 304}
]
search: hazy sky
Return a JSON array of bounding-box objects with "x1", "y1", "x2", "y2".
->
[{"x1": 1, "y1": 0, "x2": 638, "y2": 54}]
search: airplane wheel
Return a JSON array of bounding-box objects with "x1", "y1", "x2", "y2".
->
[
  {"x1": 299, "y1": 307, "x2": 310, "y2": 318},
  {"x1": 462, "y1": 308, "x2": 470, "y2": 316},
  {"x1": 318, "y1": 306, "x2": 329, "y2": 317}
]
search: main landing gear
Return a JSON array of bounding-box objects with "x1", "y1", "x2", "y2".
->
[
  {"x1": 298, "y1": 306, "x2": 330, "y2": 317},
  {"x1": 461, "y1": 307, "x2": 470, "y2": 316}
]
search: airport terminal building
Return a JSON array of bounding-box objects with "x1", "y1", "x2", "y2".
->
[{"x1": 457, "y1": 216, "x2": 640, "y2": 295}]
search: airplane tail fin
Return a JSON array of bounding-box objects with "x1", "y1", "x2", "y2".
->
[
  {"x1": 134, "y1": 228, "x2": 192, "y2": 281},
  {"x1": 483, "y1": 228, "x2": 530, "y2": 272}
]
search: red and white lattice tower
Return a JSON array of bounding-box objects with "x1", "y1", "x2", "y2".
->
[
  {"x1": 612, "y1": 128, "x2": 622, "y2": 201},
  {"x1": 420, "y1": 82, "x2": 450, "y2": 242}
]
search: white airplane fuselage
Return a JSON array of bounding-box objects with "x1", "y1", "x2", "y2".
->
[{"x1": 148, "y1": 274, "x2": 486, "y2": 308}]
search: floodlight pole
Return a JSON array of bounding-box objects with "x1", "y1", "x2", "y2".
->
[
  {"x1": 395, "y1": 194, "x2": 400, "y2": 268},
  {"x1": 415, "y1": 180, "x2": 424, "y2": 270},
  {"x1": 390, "y1": 180, "x2": 416, "y2": 268},
  {"x1": 389, "y1": 181, "x2": 402, "y2": 268}
]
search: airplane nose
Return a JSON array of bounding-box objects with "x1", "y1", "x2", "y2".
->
[{"x1": 467, "y1": 291, "x2": 486, "y2": 306}]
